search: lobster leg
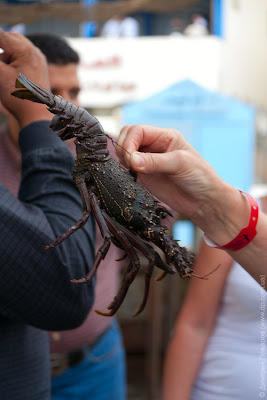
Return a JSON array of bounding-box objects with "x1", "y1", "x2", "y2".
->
[
  {"x1": 71, "y1": 191, "x2": 143, "y2": 298},
  {"x1": 45, "y1": 175, "x2": 91, "y2": 249},
  {"x1": 103, "y1": 212, "x2": 174, "y2": 316},
  {"x1": 121, "y1": 235, "x2": 174, "y2": 316},
  {"x1": 105, "y1": 212, "x2": 174, "y2": 275},
  {"x1": 105, "y1": 261, "x2": 140, "y2": 317},
  {"x1": 71, "y1": 191, "x2": 112, "y2": 284},
  {"x1": 45, "y1": 174, "x2": 112, "y2": 285},
  {"x1": 95, "y1": 216, "x2": 142, "y2": 316}
]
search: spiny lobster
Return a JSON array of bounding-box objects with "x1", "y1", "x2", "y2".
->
[{"x1": 12, "y1": 73, "x2": 195, "y2": 317}]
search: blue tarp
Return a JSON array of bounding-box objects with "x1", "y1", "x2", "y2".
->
[{"x1": 122, "y1": 79, "x2": 255, "y2": 193}]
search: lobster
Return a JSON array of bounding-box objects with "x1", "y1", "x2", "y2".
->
[{"x1": 12, "y1": 73, "x2": 195, "y2": 317}]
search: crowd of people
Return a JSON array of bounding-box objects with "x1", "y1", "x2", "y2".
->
[
  {"x1": 4, "y1": 12, "x2": 209, "y2": 39},
  {"x1": 98, "y1": 12, "x2": 209, "y2": 38},
  {"x1": 0, "y1": 23, "x2": 265, "y2": 400}
]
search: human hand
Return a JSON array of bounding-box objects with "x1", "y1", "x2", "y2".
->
[
  {"x1": 116, "y1": 125, "x2": 248, "y2": 244},
  {"x1": 117, "y1": 125, "x2": 224, "y2": 217},
  {"x1": 0, "y1": 29, "x2": 51, "y2": 128}
]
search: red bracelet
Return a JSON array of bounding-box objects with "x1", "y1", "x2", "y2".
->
[{"x1": 203, "y1": 191, "x2": 259, "y2": 251}]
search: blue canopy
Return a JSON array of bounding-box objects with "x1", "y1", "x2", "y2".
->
[{"x1": 122, "y1": 79, "x2": 255, "y2": 193}]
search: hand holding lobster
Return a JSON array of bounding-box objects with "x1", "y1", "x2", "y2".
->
[
  {"x1": 117, "y1": 124, "x2": 226, "y2": 223},
  {"x1": 116, "y1": 124, "x2": 246, "y2": 247},
  {"x1": 0, "y1": 29, "x2": 51, "y2": 127}
]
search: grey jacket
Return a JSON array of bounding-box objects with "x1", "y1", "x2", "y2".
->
[{"x1": 0, "y1": 121, "x2": 95, "y2": 399}]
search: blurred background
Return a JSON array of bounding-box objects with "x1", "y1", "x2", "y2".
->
[{"x1": 1, "y1": 0, "x2": 266, "y2": 398}]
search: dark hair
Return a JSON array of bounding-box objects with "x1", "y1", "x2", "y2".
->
[{"x1": 26, "y1": 33, "x2": 80, "y2": 65}]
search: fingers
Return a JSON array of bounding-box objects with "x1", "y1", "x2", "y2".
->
[
  {"x1": 0, "y1": 29, "x2": 28, "y2": 61},
  {"x1": 116, "y1": 125, "x2": 144, "y2": 167},
  {"x1": 128, "y1": 149, "x2": 185, "y2": 175},
  {"x1": 117, "y1": 124, "x2": 174, "y2": 152},
  {"x1": 117, "y1": 124, "x2": 174, "y2": 167},
  {"x1": 116, "y1": 124, "x2": 198, "y2": 169},
  {"x1": 0, "y1": 30, "x2": 13, "y2": 71},
  {"x1": 0, "y1": 28, "x2": 47, "y2": 82}
]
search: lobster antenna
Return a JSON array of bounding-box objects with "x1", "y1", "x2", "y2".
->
[
  {"x1": 192, "y1": 263, "x2": 221, "y2": 280},
  {"x1": 105, "y1": 132, "x2": 132, "y2": 157}
]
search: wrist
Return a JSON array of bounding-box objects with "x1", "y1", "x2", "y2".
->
[
  {"x1": 17, "y1": 104, "x2": 51, "y2": 130},
  {"x1": 19, "y1": 115, "x2": 51, "y2": 130},
  {"x1": 192, "y1": 183, "x2": 251, "y2": 246},
  {"x1": 203, "y1": 191, "x2": 258, "y2": 250},
  {"x1": 19, "y1": 120, "x2": 65, "y2": 153}
]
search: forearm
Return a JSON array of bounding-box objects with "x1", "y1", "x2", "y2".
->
[
  {"x1": 163, "y1": 323, "x2": 210, "y2": 400},
  {"x1": 0, "y1": 121, "x2": 96, "y2": 330}
]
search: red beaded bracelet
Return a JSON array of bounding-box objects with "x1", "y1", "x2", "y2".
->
[{"x1": 203, "y1": 191, "x2": 259, "y2": 251}]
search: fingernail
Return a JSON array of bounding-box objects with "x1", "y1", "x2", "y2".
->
[{"x1": 131, "y1": 152, "x2": 145, "y2": 168}]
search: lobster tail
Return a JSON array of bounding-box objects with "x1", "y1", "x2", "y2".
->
[
  {"x1": 145, "y1": 225, "x2": 194, "y2": 278},
  {"x1": 12, "y1": 73, "x2": 55, "y2": 107}
]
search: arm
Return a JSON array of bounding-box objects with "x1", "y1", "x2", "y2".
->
[
  {"x1": 0, "y1": 31, "x2": 96, "y2": 330},
  {"x1": 162, "y1": 241, "x2": 233, "y2": 400},
  {"x1": 116, "y1": 125, "x2": 267, "y2": 284},
  {"x1": 0, "y1": 123, "x2": 96, "y2": 331}
]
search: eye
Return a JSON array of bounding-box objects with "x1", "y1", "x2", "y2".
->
[
  {"x1": 69, "y1": 88, "x2": 80, "y2": 100},
  {"x1": 50, "y1": 87, "x2": 80, "y2": 100},
  {"x1": 51, "y1": 89, "x2": 60, "y2": 96}
]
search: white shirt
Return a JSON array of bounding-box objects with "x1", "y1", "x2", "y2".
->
[{"x1": 192, "y1": 262, "x2": 267, "y2": 399}]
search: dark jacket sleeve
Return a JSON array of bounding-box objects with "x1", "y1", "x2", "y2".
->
[{"x1": 0, "y1": 121, "x2": 95, "y2": 331}]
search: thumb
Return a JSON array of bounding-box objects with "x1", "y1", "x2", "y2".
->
[{"x1": 130, "y1": 151, "x2": 182, "y2": 175}]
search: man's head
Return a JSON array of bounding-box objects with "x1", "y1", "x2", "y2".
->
[{"x1": 27, "y1": 33, "x2": 81, "y2": 104}]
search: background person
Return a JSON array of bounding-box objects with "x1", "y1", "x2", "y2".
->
[
  {"x1": 162, "y1": 234, "x2": 267, "y2": 399},
  {"x1": 117, "y1": 124, "x2": 267, "y2": 398},
  {"x1": 101, "y1": 14, "x2": 139, "y2": 38},
  {"x1": 169, "y1": 17, "x2": 183, "y2": 36},
  {"x1": 0, "y1": 29, "x2": 95, "y2": 400},
  {"x1": 0, "y1": 32, "x2": 127, "y2": 400},
  {"x1": 183, "y1": 14, "x2": 209, "y2": 36}
]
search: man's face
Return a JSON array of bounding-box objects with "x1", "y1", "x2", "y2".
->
[{"x1": 48, "y1": 63, "x2": 80, "y2": 105}]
